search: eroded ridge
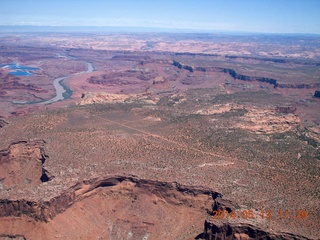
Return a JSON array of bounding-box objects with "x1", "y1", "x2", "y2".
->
[
  {"x1": 0, "y1": 175, "x2": 221, "y2": 222},
  {"x1": 0, "y1": 175, "x2": 314, "y2": 239}
]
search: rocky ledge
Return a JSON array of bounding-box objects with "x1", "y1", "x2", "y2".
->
[
  {"x1": 0, "y1": 140, "x2": 51, "y2": 191},
  {"x1": 0, "y1": 175, "x2": 221, "y2": 222},
  {"x1": 0, "y1": 174, "x2": 314, "y2": 239}
]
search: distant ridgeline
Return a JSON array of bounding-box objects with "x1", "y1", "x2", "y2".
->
[{"x1": 172, "y1": 60, "x2": 277, "y2": 86}]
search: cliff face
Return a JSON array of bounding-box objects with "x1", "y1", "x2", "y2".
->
[
  {"x1": 0, "y1": 119, "x2": 8, "y2": 128},
  {"x1": 0, "y1": 192, "x2": 75, "y2": 222},
  {"x1": 0, "y1": 234, "x2": 26, "y2": 240},
  {"x1": 173, "y1": 60, "x2": 194, "y2": 72},
  {"x1": 173, "y1": 60, "x2": 279, "y2": 87},
  {"x1": 0, "y1": 175, "x2": 313, "y2": 239},
  {"x1": 173, "y1": 60, "x2": 320, "y2": 89},
  {"x1": 0, "y1": 140, "x2": 51, "y2": 190},
  {"x1": 0, "y1": 175, "x2": 220, "y2": 222},
  {"x1": 222, "y1": 68, "x2": 278, "y2": 86},
  {"x1": 0, "y1": 175, "x2": 221, "y2": 239}
]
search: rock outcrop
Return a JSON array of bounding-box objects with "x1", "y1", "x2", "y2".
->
[
  {"x1": 78, "y1": 92, "x2": 158, "y2": 105},
  {"x1": 173, "y1": 60, "x2": 194, "y2": 72},
  {"x1": 0, "y1": 119, "x2": 8, "y2": 128},
  {"x1": 0, "y1": 174, "x2": 313, "y2": 239},
  {"x1": 195, "y1": 104, "x2": 300, "y2": 134},
  {"x1": 276, "y1": 106, "x2": 297, "y2": 114},
  {"x1": 202, "y1": 222, "x2": 310, "y2": 240},
  {"x1": 0, "y1": 191, "x2": 75, "y2": 222},
  {"x1": 0, "y1": 140, "x2": 51, "y2": 190},
  {"x1": 0, "y1": 175, "x2": 221, "y2": 222},
  {"x1": 0, "y1": 235, "x2": 26, "y2": 240}
]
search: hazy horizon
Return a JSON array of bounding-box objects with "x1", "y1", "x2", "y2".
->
[
  {"x1": 1, "y1": 25, "x2": 320, "y2": 36},
  {"x1": 0, "y1": 0, "x2": 320, "y2": 34}
]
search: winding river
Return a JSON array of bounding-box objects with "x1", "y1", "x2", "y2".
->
[
  {"x1": 12, "y1": 60, "x2": 94, "y2": 105},
  {"x1": 40, "y1": 62, "x2": 94, "y2": 105}
]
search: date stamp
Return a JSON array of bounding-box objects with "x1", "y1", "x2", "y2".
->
[{"x1": 212, "y1": 209, "x2": 308, "y2": 220}]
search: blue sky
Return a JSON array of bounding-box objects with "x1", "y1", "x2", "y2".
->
[{"x1": 0, "y1": 0, "x2": 319, "y2": 34}]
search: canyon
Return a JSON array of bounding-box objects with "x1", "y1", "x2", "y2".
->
[{"x1": 0, "y1": 32, "x2": 319, "y2": 239}]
